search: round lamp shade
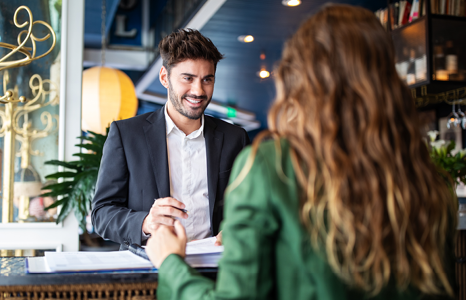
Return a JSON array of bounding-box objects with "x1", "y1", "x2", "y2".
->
[{"x1": 82, "y1": 67, "x2": 138, "y2": 134}]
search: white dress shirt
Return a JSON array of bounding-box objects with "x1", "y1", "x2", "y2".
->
[{"x1": 163, "y1": 105, "x2": 211, "y2": 242}]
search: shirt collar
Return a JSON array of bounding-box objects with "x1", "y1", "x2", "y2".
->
[{"x1": 164, "y1": 104, "x2": 204, "y2": 138}]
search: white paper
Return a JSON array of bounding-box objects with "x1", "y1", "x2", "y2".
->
[
  {"x1": 26, "y1": 257, "x2": 51, "y2": 273},
  {"x1": 44, "y1": 251, "x2": 153, "y2": 272},
  {"x1": 185, "y1": 253, "x2": 222, "y2": 268},
  {"x1": 186, "y1": 236, "x2": 224, "y2": 255},
  {"x1": 26, "y1": 237, "x2": 224, "y2": 274}
]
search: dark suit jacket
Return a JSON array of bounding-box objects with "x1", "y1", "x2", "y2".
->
[{"x1": 91, "y1": 107, "x2": 250, "y2": 247}]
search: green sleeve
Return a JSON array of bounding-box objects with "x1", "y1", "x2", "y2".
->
[
  {"x1": 157, "y1": 146, "x2": 280, "y2": 300},
  {"x1": 157, "y1": 254, "x2": 216, "y2": 299}
]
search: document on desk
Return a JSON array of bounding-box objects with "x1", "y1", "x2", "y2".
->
[
  {"x1": 184, "y1": 237, "x2": 224, "y2": 267},
  {"x1": 186, "y1": 236, "x2": 224, "y2": 255},
  {"x1": 46, "y1": 251, "x2": 153, "y2": 272},
  {"x1": 25, "y1": 237, "x2": 223, "y2": 273},
  {"x1": 26, "y1": 251, "x2": 154, "y2": 273},
  {"x1": 26, "y1": 257, "x2": 51, "y2": 273}
]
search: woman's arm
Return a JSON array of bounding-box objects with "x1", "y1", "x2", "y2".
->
[{"x1": 150, "y1": 146, "x2": 280, "y2": 300}]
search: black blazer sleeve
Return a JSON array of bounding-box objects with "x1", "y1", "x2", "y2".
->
[{"x1": 91, "y1": 121, "x2": 148, "y2": 245}]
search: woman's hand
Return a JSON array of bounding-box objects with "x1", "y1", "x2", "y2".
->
[
  {"x1": 214, "y1": 231, "x2": 222, "y2": 246},
  {"x1": 146, "y1": 220, "x2": 187, "y2": 268}
]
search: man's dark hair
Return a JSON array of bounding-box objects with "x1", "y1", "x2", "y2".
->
[{"x1": 158, "y1": 28, "x2": 224, "y2": 74}]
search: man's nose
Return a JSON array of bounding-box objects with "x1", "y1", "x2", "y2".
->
[{"x1": 191, "y1": 80, "x2": 205, "y2": 96}]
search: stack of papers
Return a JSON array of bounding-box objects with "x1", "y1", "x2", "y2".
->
[
  {"x1": 185, "y1": 236, "x2": 224, "y2": 268},
  {"x1": 27, "y1": 251, "x2": 153, "y2": 273},
  {"x1": 26, "y1": 237, "x2": 223, "y2": 273}
]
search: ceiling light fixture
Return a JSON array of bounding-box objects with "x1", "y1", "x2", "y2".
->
[
  {"x1": 81, "y1": 0, "x2": 138, "y2": 134},
  {"x1": 258, "y1": 70, "x2": 270, "y2": 79},
  {"x1": 282, "y1": 0, "x2": 301, "y2": 7},
  {"x1": 237, "y1": 35, "x2": 254, "y2": 43},
  {"x1": 260, "y1": 51, "x2": 266, "y2": 60}
]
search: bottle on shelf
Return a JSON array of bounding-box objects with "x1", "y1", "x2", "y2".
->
[
  {"x1": 395, "y1": 47, "x2": 409, "y2": 81},
  {"x1": 458, "y1": 45, "x2": 466, "y2": 81},
  {"x1": 415, "y1": 45, "x2": 427, "y2": 81},
  {"x1": 433, "y1": 39, "x2": 448, "y2": 81},
  {"x1": 445, "y1": 40, "x2": 458, "y2": 80},
  {"x1": 407, "y1": 48, "x2": 416, "y2": 85}
]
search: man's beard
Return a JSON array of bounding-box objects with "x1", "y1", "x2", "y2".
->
[{"x1": 168, "y1": 79, "x2": 211, "y2": 120}]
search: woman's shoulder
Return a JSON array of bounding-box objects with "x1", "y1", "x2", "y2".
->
[
  {"x1": 237, "y1": 138, "x2": 291, "y2": 163},
  {"x1": 230, "y1": 138, "x2": 295, "y2": 190}
]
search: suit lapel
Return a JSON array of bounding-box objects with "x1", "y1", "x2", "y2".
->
[
  {"x1": 143, "y1": 107, "x2": 171, "y2": 198},
  {"x1": 204, "y1": 117, "x2": 223, "y2": 220}
]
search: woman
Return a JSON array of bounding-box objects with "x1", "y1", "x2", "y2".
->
[{"x1": 146, "y1": 4, "x2": 457, "y2": 299}]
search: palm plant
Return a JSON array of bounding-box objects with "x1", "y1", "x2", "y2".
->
[{"x1": 42, "y1": 129, "x2": 108, "y2": 231}]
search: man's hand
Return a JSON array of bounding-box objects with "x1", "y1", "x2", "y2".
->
[
  {"x1": 214, "y1": 231, "x2": 222, "y2": 246},
  {"x1": 146, "y1": 220, "x2": 187, "y2": 268},
  {"x1": 142, "y1": 197, "x2": 188, "y2": 234}
]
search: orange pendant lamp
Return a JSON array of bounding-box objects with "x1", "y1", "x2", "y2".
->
[{"x1": 81, "y1": 66, "x2": 138, "y2": 134}]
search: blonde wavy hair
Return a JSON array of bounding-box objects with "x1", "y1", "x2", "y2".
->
[{"x1": 232, "y1": 4, "x2": 456, "y2": 297}]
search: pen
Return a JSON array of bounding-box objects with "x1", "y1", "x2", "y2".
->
[
  {"x1": 152, "y1": 199, "x2": 189, "y2": 214},
  {"x1": 127, "y1": 243, "x2": 150, "y2": 261},
  {"x1": 174, "y1": 207, "x2": 189, "y2": 214}
]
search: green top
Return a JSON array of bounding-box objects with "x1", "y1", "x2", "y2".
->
[{"x1": 157, "y1": 140, "x2": 455, "y2": 300}]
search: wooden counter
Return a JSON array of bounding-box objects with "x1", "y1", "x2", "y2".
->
[{"x1": 0, "y1": 257, "x2": 217, "y2": 299}]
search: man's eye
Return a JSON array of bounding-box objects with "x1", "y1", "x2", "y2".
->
[
  {"x1": 184, "y1": 77, "x2": 192, "y2": 81},
  {"x1": 204, "y1": 78, "x2": 213, "y2": 83}
]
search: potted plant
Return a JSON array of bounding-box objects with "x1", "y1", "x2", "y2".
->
[
  {"x1": 427, "y1": 130, "x2": 466, "y2": 187},
  {"x1": 42, "y1": 129, "x2": 108, "y2": 236}
]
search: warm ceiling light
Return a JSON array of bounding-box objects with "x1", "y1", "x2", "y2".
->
[
  {"x1": 259, "y1": 70, "x2": 270, "y2": 78},
  {"x1": 82, "y1": 67, "x2": 138, "y2": 134},
  {"x1": 237, "y1": 35, "x2": 254, "y2": 43},
  {"x1": 282, "y1": 0, "x2": 301, "y2": 6},
  {"x1": 244, "y1": 35, "x2": 254, "y2": 42}
]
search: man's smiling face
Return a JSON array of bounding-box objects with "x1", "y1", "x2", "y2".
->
[{"x1": 162, "y1": 59, "x2": 215, "y2": 121}]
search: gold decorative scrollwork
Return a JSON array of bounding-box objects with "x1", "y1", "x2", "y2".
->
[
  {"x1": 0, "y1": 5, "x2": 58, "y2": 224},
  {"x1": 0, "y1": 5, "x2": 57, "y2": 104},
  {"x1": 0, "y1": 6, "x2": 56, "y2": 71},
  {"x1": 16, "y1": 111, "x2": 59, "y2": 158},
  {"x1": 413, "y1": 86, "x2": 466, "y2": 107},
  {"x1": 0, "y1": 72, "x2": 26, "y2": 104},
  {"x1": 0, "y1": 72, "x2": 59, "y2": 156}
]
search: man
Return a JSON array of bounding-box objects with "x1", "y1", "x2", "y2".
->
[{"x1": 91, "y1": 29, "x2": 250, "y2": 249}]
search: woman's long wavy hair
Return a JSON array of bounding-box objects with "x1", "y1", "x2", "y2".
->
[{"x1": 245, "y1": 4, "x2": 456, "y2": 296}]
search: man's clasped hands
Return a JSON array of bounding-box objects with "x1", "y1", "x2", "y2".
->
[{"x1": 142, "y1": 197, "x2": 222, "y2": 268}]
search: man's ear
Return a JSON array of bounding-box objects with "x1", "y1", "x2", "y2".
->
[{"x1": 159, "y1": 66, "x2": 169, "y2": 89}]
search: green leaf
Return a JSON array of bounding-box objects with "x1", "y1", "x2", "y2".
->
[
  {"x1": 454, "y1": 163, "x2": 466, "y2": 170},
  {"x1": 41, "y1": 189, "x2": 73, "y2": 198},
  {"x1": 75, "y1": 143, "x2": 102, "y2": 154},
  {"x1": 81, "y1": 131, "x2": 107, "y2": 146},
  {"x1": 71, "y1": 193, "x2": 87, "y2": 231},
  {"x1": 45, "y1": 171, "x2": 77, "y2": 179},
  {"x1": 42, "y1": 181, "x2": 74, "y2": 191},
  {"x1": 56, "y1": 198, "x2": 73, "y2": 224},
  {"x1": 74, "y1": 169, "x2": 98, "y2": 182},
  {"x1": 44, "y1": 160, "x2": 81, "y2": 170},
  {"x1": 72, "y1": 153, "x2": 100, "y2": 164},
  {"x1": 446, "y1": 141, "x2": 456, "y2": 153},
  {"x1": 44, "y1": 198, "x2": 66, "y2": 210}
]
